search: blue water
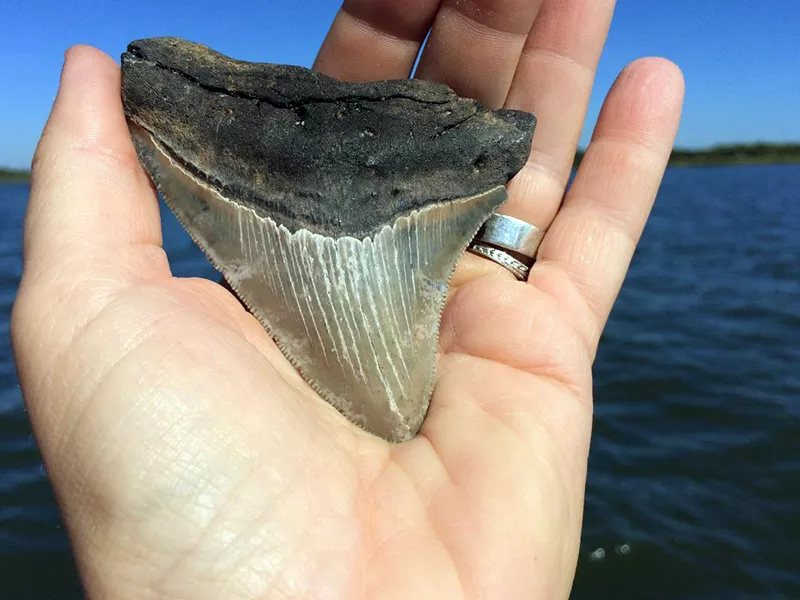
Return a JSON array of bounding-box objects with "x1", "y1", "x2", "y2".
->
[{"x1": 1, "y1": 165, "x2": 799, "y2": 599}]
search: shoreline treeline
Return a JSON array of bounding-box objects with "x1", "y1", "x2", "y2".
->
[
  {"x1": 574, "y1": 142, "x2": 800, "y2": 169},
  {"x1": 2, "y1": 143, "x2": 800, "y2": 182}
]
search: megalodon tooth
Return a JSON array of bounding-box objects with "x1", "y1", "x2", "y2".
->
[{"x1": 120, "y1": 37, "x2": 536, "y2": 442}]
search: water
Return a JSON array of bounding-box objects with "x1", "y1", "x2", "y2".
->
[{"x1": 1, "y1": 166, "x2": 798, "y2": 599}]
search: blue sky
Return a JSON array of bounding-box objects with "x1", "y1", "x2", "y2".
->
[{"x1": 1, "y1": 0, "x2": 798, "y2": 168}]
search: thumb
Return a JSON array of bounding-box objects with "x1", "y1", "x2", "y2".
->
[
  {"x1": 12, "y1": 46, "x2": 172, "y2": 456},
  {"x1": 23, "y1": 45, "x2": 166, "y2": 278}
]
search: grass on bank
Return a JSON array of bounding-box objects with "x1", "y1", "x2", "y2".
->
[
  {"x1": 0, "y1": 168, "x2": 33, "y2": 183},
  {"x1": 2, "y1": 143, "x2": 799, "y2": 182},
  {"x1": 576, "y1": 143, "x2": 800, "y2": 169}
]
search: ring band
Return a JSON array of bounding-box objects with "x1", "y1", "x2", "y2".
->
[
  {"x1": 467, "y1": 242, "x2": 530, "y2": 281},
  {"x1": 474, "y1": 213, "x2": 544, "y2": 264}
]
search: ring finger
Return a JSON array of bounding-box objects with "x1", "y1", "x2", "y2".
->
[
  {"x1": 502, "y1": 0, "x2": 616, "y2": 231},
  {"x1": 454, "y1": 0, "x2": 616, "y2": 285}
]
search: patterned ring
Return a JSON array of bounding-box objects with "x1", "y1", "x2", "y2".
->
[{"x1": 467, "y1": 242, "x2": 530, "y2": 281}]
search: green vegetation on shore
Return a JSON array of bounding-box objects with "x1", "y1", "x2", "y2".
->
[
  {"x1": 574, "y1": 142, "x2": 800, "y2": 169},
  {"x1": 0, "y1": 168, "x2": 32, "y2": 182},
  {"x1": 2, "y1": 143, "x2": 799, "y2": 183},
  {"x1": 668, "y1": 143, "x2": 800, "y2": 166}
]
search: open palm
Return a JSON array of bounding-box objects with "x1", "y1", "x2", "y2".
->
[{"x1": 12, "y1": 1, "x2": 683, "y2": 598}]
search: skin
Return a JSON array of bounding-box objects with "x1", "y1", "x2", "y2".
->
[{"x1": 11, "y1": 1, "x2": 684, "y2": 598}]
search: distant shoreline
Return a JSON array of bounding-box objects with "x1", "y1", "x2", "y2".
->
[
  {"x1": 2, "y1": 143, "x2": 799, "y2": 182},
  {"x1": 577, "y1": 143, "x2": 800, "y2": 169},
  {"x1": 0, "y1": 168, "x2": 32, "y2": 183}
]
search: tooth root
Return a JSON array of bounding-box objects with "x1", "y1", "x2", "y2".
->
[{"x1": 131, "y1": 126, "x2": 506, "y2": 442}]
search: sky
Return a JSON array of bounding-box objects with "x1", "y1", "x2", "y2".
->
[{"x1": 1, "y1": 0, "x2": 799, "y2": 169}]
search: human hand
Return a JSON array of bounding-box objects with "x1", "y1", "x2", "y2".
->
[{"x1": 11, "y1": 1, "x2": 683, "y2": 598}]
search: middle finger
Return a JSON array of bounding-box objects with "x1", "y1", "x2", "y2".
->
[
  {"x1": 415, "y1": 0, "x2": 545, "y2": 108},
  {"x1": 314, "y1": 0, "x2": 443, "y2": 81}
]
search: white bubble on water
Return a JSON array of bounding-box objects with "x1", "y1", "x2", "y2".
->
[{"x1": 589, "y1": 547, "x2": 606, "y2": 562}]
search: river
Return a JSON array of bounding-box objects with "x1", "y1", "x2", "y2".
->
[{"x1": 1, "y1": 165, "x2": 798, "y2": 599}]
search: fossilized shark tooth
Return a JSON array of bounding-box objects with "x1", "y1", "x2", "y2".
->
[{"x1": 121, "y1": 37, "x2": 535, "y2": 442}]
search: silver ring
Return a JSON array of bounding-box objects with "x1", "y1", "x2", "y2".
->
[
  {"x1": 467, "y1": 243, "x2": 530, "y2": 281},
  {"x1": 473, "y1": 213, "x2": 544, "y2": 264}
]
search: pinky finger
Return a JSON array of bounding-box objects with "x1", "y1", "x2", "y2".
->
[{"x1": 533, "y1": 58, "x2": 685, "y2": 351}]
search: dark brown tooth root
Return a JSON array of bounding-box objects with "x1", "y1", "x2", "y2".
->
[{"x1": 121, "y1": 37, "x2": 535, "y2": 442}]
